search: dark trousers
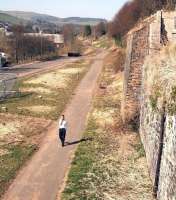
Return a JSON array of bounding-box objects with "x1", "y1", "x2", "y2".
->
[{"x1": 59, "y1": 128, "x2": 66, "y2": 146}]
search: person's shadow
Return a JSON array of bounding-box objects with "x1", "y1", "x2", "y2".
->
[{"x1": 65, "y1": 137, "x2": 93, "y2": 146}]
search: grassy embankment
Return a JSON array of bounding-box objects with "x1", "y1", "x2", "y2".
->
[
  {"x1": 1, "y1": 59, "x2": 90, "y2": 120},
  {"x1": 0, "y1": 58, "x2": 91, "y2": 198},
  {"x1": 92, "y1": 36, "x2": 115, "y2": 50},
  {"x1": 62, "y1": 49, "x2": 154, "y2": 200}
]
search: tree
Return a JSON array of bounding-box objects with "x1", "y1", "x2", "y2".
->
[
  {"x1": 84, "y1": 25, "x2": 92, "y2": 37},
  {"x1": 165, "y1": 0, "x2": 176, "y2": 9},
  {"x1": 9, "y1": 25, "x2": 57, "y2": 63},
  {"x1": 62, "y1": 24, "x2": 75, "y2": 51},
  {"x1": 63, "y1": 24, "x2": 74, "y2": 43},
  {"x1": 108, "y1": 1, "x2": 140, "y2": 39},
  {"x1": 24, "y1": 22, "x2": 34, "y2": 33},
  {"x1": 11, "y1": 25, "x2": 25, "y2": 63},
  {"x1": 108, "y1": 0, "x2": 176, "y2": 40},
  {"x1": 94, "y1": 22, "x2": 107, "y2": 38},
  {"x1": 0, "y1": 30, "x2": 9, "y2": 53}
]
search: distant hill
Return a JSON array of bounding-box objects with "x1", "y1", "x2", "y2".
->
[
  {"x1": 0, "y1": 13, "x2": 25, "y2": 25},
  {"x1": 59, "y1": 17, "x2": 107, "y2": 25},
  {"x1": 1, "y1": 11, "x2": 107, "y2": 26}
]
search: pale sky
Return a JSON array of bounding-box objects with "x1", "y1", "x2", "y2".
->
[{"x1": 0, "y1": 0, "x2": 127, "y2": 20}]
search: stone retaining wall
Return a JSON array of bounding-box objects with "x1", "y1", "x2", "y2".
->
[
  {"x1": 121, "y1": 12, "x2": 161, "y2": 122},
  {"x1": 140, "y1": 46, "x2": 176, "y2": 199},
  {"x1": 121, "y1": 10, "x2": 176, "y2": 200}
]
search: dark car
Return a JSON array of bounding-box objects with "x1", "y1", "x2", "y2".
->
[
  {"x1": 68, "y1": 52, "x2": 81, "y2": 57},
  {"x1": 0, "y1": 54, "x2": 10, "y2": 67}
]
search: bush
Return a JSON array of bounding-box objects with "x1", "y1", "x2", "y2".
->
[
  {"x1": 84, "y1": 25, "x2": 92, "y2": 37},
  {"x1": 39, "y1": 52, "x2": 60, "y2": 61}
]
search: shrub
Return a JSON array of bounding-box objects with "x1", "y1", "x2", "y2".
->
[{"x1": 84, "y1": 25, "x2": 92, "y2": 37}]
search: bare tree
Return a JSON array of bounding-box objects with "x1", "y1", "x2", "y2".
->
[
  {"x1": 62, "y1": 24, "x2": 75, "y2": 50},
  {"x1": 108, "y1": 0, "x2": 176, "y2": 40},
  {"x1": 94, "y1": 22, "x2": 107, "y2": 38}
]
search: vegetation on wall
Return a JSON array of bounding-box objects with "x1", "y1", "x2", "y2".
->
[{"x1": 143, "y1": 44, "x2": 176, "y2": 116}]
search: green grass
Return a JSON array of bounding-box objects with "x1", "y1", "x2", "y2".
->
[
  {"x1": 133, "y1": 137, "x2": 146, "y2": 159},
  {"x1": 62, "y1": 118, "x2": 98, "y2": 199},
  {"x1": 0, "y1": 13, "x2": 24, "y2": 25},
  {"x1": 0, "y1": 144, "x2": 37, "y2": 198},
  {"x1": 62, "y1": 66, "x2": 117, "y2": 200}
]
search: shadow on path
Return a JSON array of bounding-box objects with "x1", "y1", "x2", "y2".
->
[{"x1": 65, "y1": 137, "x2": 93, "y2": 146}]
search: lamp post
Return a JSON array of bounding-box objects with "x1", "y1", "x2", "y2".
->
[
  {"x1": 40, "y1": 30, "x2": 43, "y2": 57},
  {"x1": 0, "y1": 56, "x2": 2, "y2": 68}
]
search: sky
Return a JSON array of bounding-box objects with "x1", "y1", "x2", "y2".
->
[{"x1": 0, "y1": 0, "x2": 127, "y2": 20}]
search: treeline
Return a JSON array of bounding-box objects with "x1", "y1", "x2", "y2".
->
[
  {"x1": 108, "y1": 0, "x2": 176, "y2": 40},
  {"x1": 61, "y1": 23, "x2": 107, "y2": 53},
  {"x1": 0, "y1": 25, "x2": 58, "y2": 63},
  {"x1": 70, "y1": 23, "x2": 107, "y2": 39}
]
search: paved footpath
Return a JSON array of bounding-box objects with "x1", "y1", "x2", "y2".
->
[{"x1": 3, "y1": 51, "x2": 107, "y2": 200}]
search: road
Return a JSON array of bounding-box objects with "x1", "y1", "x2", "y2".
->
[
  {"x1": 0, "y1": 57, "x2": 82, "y2": 99},
  {"x1": 2, "y1": 51, "x2": 107, "y2": 200},
  {"x1": 0, "y1": 56, "x2": 82, "y2": 80}
]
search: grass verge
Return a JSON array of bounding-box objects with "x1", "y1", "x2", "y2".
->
[
  {"x1": 0, "y1": 144, "x2": 37, "y2": 198},
  {"x1": 0, "y1": 59, "x2": 91, "y2": 120}
]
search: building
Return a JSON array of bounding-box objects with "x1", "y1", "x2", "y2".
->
[{"x1": 24, "y1": 33, "x2": 64, "y2": 48}]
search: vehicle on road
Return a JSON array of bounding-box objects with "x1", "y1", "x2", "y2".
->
[
  {"x1": 68, "y1": 52, "x2": 81, "y2": 57},
  {"x1": 0, "y1": 52, "x2": 10, "y2": 67}
]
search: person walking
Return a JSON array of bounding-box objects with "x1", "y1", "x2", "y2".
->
[{"x1": 58, "y1": 115, "x2": 67, "y2": 147}]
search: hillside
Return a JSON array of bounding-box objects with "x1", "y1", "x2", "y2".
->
[
  {"x1": 59, "y1": 17, "x2": 107, "y2": 25},
  {"x1": 1, "y1": 11, "x2": 106, "y2": 25},
  {"x1": 0, "y1": 13, "x2": 25, "y2": 25}
]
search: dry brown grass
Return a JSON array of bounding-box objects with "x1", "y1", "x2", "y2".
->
[
  {"x1": 104, "y1": 48, "x2": 126, "y2": 73},
  {"x1": 0, "y1": 113, "x2": 51, "y2": 147},
  {"x1": 62, "y1": 52, "x2": 154, "y2": 200},
  {"x1": 143, "y1": 44, "x2": 176, "y2": 113},
  {"x1": 0, "y1": 59, "x2": 90, "y2": 120}
]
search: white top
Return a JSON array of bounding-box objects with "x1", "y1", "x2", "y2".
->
[{"x1": 59, "y1": 119, "x2": 67, "y2": 130}]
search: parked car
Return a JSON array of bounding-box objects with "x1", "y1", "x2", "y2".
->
[
  {"x1": 68, "y1": 52, "x2": 81, "y2": 57},
  {"x1": 0, "y1": 52, "x2": 10, "y2": 67}
]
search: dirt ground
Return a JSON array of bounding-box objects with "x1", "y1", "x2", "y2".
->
[{"x1": 0, "y1": 113, "x2": 52, "y2": 149}]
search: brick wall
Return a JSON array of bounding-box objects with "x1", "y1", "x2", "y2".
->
[
  {"x1": 121, "y1": 11, "x2": 163, "y2": 122},
  {"x1": 121, "y1": 25, "x2": 150, "y2": 122},
  {"x1": 121, "y1": 11, "x2": 176, "y2": 123}
]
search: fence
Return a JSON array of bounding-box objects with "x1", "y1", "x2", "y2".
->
[{"x1": 0, "y1": 75, "x2": 19, "y2": 100}]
